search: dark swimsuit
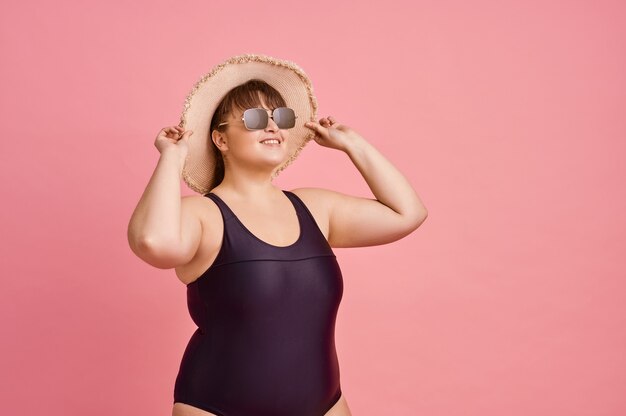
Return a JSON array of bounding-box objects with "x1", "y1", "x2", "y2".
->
[{"x1": 173, "y1": 190, "x2": 344, "y2": 416}]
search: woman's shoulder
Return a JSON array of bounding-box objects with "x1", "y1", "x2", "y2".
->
[
  {"x1": 181, "y1": 193, "x2": 215, "y2": 207},
  {"x1": 288, "y1": 187, "x2": 341, "y2": 206},
  {"x1": 181, "y1": 193, "x2": 221, "y2": 224},
  {"x1": 289, "y1": 188, "x2": 330, "y2": 240},
  {"x1": 288, "y1": 187, "x2": 334, "y2": 228},
  {"x1": 180, "y1": 193, "x2": 224, "y2": 248},
  {"x1": 288, "y1": 187, "x2": 328, "y2": 205}
]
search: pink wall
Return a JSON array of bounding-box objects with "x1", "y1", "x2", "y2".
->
[{"x1": 1, "y1": 0, "x2": 625, "y2": 414}]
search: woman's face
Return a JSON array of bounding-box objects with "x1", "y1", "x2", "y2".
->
[{"x1": 214, "y1": 97, "x2": 291, "y2": 174}]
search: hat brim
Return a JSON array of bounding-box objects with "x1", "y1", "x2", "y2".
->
[{"x1": 178, "y1": 54, "x2": 318, "y2": 194}]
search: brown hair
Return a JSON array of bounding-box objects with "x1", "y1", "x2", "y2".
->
[{"x1": 207, "y1": 79, "x2": 287, "y2": 192}]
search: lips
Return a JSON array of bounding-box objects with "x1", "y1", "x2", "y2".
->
[{"x1": 259, "y1": 137, "x2": 282, "y2": 144}]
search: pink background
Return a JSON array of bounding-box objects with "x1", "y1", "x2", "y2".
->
[{"x1": 1, "y1": 0, "x2": 625, "y2": 415}]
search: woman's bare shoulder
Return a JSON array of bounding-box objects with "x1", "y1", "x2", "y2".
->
[
  {"x1": 288, "y1": 186, "x2": 331, "y2": 197},
  {"x1": 181, "y1": 194, "x2": 221, "y2": 228},
  {"x1": 288, "y1": 187, "x2": 333, "y2": 235},
  {"x1": 176, "y1": 194, "x2": 224, "y2": 284},
  {"x1": 288, "y1": 187, "x2": 327, "y2": 206},
  {"x1": 181, "y1": 193, "x2": 217, "y2": 205},
  {"x1": 288, "y1": 187, "x2": 338, "y2": 207}
]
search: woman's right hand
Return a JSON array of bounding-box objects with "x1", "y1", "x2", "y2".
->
[{"x1": 155, "y1": 125, "x2": 193, "y2": 166}]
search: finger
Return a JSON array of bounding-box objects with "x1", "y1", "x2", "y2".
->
[
  {"x1": 305, "y1": 121, "x2": 327, "y2": 134},
  {"x1": 328, "y1": 117, "x2": 347, "y2": 130},
  {"x1": 329, "y1": 116, "x2": 342, "y2": 127},
  {"x1": 174, "y1": 131, "x2": 188, "y2": 141}
]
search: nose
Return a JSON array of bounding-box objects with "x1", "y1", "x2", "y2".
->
[{"x1": 265, "y1": 113, "x2": 279, "y2": 132}]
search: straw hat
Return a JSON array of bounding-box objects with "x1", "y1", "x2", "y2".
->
[{"x1": 177, "y1": 53, "x2": 318, "y2": 194}]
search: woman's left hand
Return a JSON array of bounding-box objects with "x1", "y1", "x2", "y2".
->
[{"x1": 304, "y1": 116, "x2": 363, "y2": 153}]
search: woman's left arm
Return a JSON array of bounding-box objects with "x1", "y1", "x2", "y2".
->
[{"x1": 301, "y1": 116, "x2": 428, "y2": 248}]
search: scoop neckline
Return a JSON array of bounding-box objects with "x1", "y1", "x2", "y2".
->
[{"x1": 208, "y1": 190, "x2": 303, "y2": 249}]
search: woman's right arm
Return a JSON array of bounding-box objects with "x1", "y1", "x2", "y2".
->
[{"x1": 127, "y1": 126, "x2": 200, "y2": 269}]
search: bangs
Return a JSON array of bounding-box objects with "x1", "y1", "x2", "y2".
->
[
  {"x1": 225, "y1": 79, "x2": 286, "y2": 115},
  {"x1": 211, "y1": 79, "x2": 287, "y2": 132}
]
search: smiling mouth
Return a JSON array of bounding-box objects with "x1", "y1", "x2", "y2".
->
[{"x1": 259, "y1": 138, "x2": 281, "y2": 145}]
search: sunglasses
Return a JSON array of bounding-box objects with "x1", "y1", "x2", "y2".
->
[{"x1": 218, "y1": 107, "x2": 297, "y2": 130}]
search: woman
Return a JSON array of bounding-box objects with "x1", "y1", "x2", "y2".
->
[{"x1": 128, "y1": 55, "x2": 427, "y2": 416}]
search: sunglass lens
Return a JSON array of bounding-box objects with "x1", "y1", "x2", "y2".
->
[
  {"x1": 273, "y1": 107, "x2": 296, "y2": 129},
  {"x1": 243, "y1": 108, "x2": 268, "y2": 130}
]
